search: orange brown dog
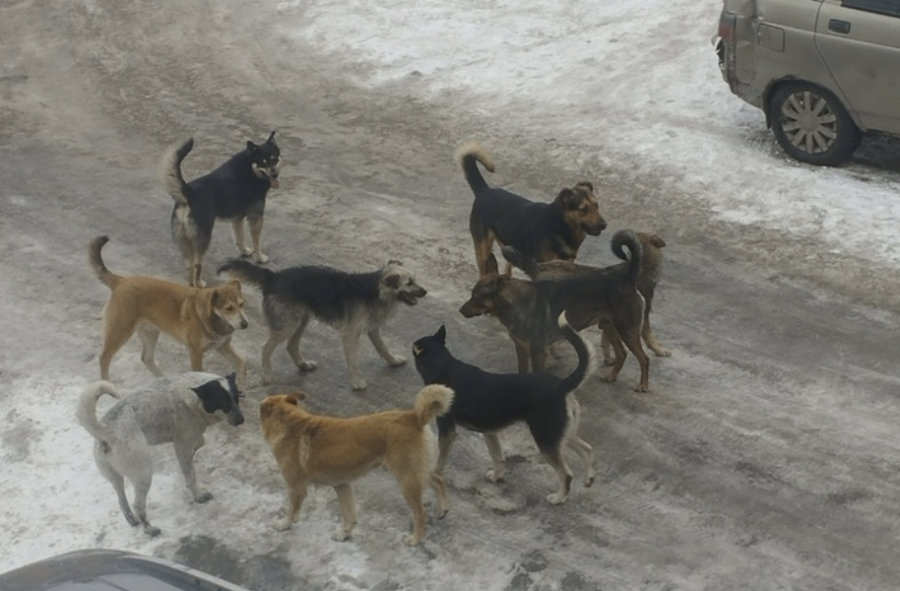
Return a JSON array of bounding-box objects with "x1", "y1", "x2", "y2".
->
[
  {"x1": 259, "y1": 385, "x2": 453, "y2": 546},
  {"x1": 455, "y1": 141, "x2": 607, "y2": 276},
  {"x1": 89, "y1": 235, "x2": 249, "y2": 384}
]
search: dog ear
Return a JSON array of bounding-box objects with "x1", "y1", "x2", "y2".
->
[
  {"x1": 384, "y1": 273, "x2": 401, "y2": 289},
  {"x1": 575, "y1": 180, "x2": 594, "y2": 192},
  {"x1": 436, "y1": 325, "x2": 446, "y2": 343},
  {"x1": 648, "y1": 234, "x2": 666, "y2": 248},
  {"x1": 267, "y1": 130, "x2": 276, "y2": 144},
  {"x1": 554, "y1": 187, "x2": 576, "y2": 206},
  {"x1": 285, "y1": 392, "x2": 306, "y2": 405},
  {"x1": 386, "y1": 259, "x2": 403, "y2": 267},
  {"x1": 485, "y1": 253, "x2": 499, "y2": 275},
  {"x1": 246, "y1": 141, "x2": 259, "y2": 153}
]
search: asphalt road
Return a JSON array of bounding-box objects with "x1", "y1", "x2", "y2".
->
[{"x1": 3, "y1": 2, "x2": 900, "y2": 590}]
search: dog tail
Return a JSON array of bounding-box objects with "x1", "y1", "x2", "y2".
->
[
  {"x1": 454, "y1": 141, "x2": 495, "y2": 194},
  {"x1": 611, "y1": 229, "x2": 643, "y2": 283},
  {"x1": 555, "y1": 311, "x2": 597, "y2": 396},
  {"x1": 88, "y1": 235, "x2": 122, "y2": 290},
  {"x1": 161, "y1": 137, "x2": 195, "y2": 206},
  {"x1": 500, "y1": 245, "x2": 540, "y2": 278},
  {"x1": 76, "y1": 381, "x2": 123, "y2": 442},
  {"x1": 217, "y1": 258, "x2": 275, "y2": 290},
  {"x1": 413, "y1": 384, "x2": 454, "y2": 428}
]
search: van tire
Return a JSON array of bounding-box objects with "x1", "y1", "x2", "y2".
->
[{"x1": 769, "y1": 82, "x2": 862, "y2": 166}]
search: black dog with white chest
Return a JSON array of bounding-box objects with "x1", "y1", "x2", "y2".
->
[
  {"x1": 412, "y1": 312, "x2": 596, "y2": 504},
  {"x1": 162, "y1": 132, "x2": 282, "y2": 287}
]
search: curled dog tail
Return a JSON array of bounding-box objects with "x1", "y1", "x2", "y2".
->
[
  {"x1": 500, "y1": 245, "x2": 540, "y2": 278},
  {"x1": 454, "y1": 141, "x2": 495, "y2": 195},
  {"x1": 611, "y1": 229, "x2": 643, "y2": 283},
  {"x1": 554, "y1": 311, "x2": 597, "y2": 396},
  {"x1": 76, "y1": 381, "x2": 123, "y2": 442},
  {"x1": 161, "y1": 137, "x2": 195, "y2": 206},
  {"x1": 413, "y1": 384, "x2": 454, "y2": 428},
  {"x1": 88, "y1": 235, "x2": 122, "y2": 290},
  {"x1": 217, "y1": 258, "x2": 276, "y2": 290}
]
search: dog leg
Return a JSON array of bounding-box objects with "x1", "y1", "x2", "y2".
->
[
  {"x1": 642, "y1": 314, "x2": 671, "y2": 358},
  {"x1": 429, "y1": 472, "x2": 449, "y2": 519},
  {"x1": 368, "y1": 329, "x2": 406, "y2": 367},
  {"x1": 284, "y1": 314, "x2": 318, "y2": 374},
  {"x1": 216, "y1": 340, "x2": 247, "y2": 388},
  {"x1": 99, "y1": 313, "x2": 137, "y2": 380},
  {"x1": 248, "y1": 215, "x2": 269, "y2": 264},
  {"x1": 274, "y1": 482, "x2": 308, "y2": 532},
  {"x1": 435, "y1": 424, "x2": 457, "y2": 474},
  {"x1": 131, "y1": 474, "x2": 161, "y2": 536},
  {"x1": 340, "y1": 329, "x2": 367, "y2": 390},
  {"x1": 137, "y1": 326, "x2": 164, "y2": 376},
  {"x1": 600, "y1": 329, "x2": 616, "y2": 366},
  {"x1": 398, "y1": 477, "x2": 427, "y2": 546},
  {"x1": 231, "y1": 218, "x2": 253, "y2": 257},
  {"x1": 482, "y1": 432, "x2": 506, "y2": 482},
  {"x1": 618, "y1": 326, "x2": 650, "y2": 392},
  {"x1": 95, "y1": 456, "x2": 140, "y2": 527},
  {"x1": 513, "y1": 341, "x2": 530, "y2": 374},
  {"x1": 173, "y1": 437, "x2": 212, "y2": 503},
  {"x1": 567, "y1": 437, "x2": 595, "y2": 487},
  {"x1": 600, "y1": 328, "x2": 628, "y2": 384},
  {"x1": 331, "y1": 484, "x2": 358, "y2": 541},
  {"x1": 541, "y1": 449, "x2": 574, "y2": 505}
]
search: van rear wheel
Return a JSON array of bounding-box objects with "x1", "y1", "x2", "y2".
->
[{"x1": 769, "y1": 82, "x2": 862, "y2": 166}]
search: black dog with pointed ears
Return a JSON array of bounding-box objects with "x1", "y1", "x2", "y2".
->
[{"x1": 162, "y1": 132, "x2": 282, "y2": 287}]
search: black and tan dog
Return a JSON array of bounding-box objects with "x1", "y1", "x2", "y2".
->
[
  {"x1": 508, "y1": 232, "x2": 671, "y2": 365},
  {"x1": 89, "y1": 236, "x2": 249, "y2": 384},
  {"x1": 412, "y1": 313, "x2": 595, "y2": 504},
  {"x1": 460, "y1": 230, "x2": 651, "y2": 391},
  {"x1": 259, "y1": 384, "x2": 453, "y2": 545},
  {"x1": 218, "y1": 258, "x2": 427, "y2": 390},
  {"x1": 162, "y1": 132, "x2": 281, "y2": 287},
  {"x1": 455, "y1": 141, "x2": 607, "y2": 276}
]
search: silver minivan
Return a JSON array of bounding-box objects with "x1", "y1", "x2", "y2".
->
[{"x1": 715, "y1": 0, "x2": 900, "y2": 165}]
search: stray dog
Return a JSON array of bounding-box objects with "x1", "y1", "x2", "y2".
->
[
  {"x1": 412, "y1": 312, "x2": 595, "y2": 504},
  {"x1": 259, "y1": 384, "x2": 453, "y2": 545},
  {"x1": 89, "y1": 236, "x2": 249, "y2": 385},
  {"x1": 455, "y1": 141, "x2": 607, "y2": 276},
  {"x1": 494, "y1": 230, "x2": 651, "y2": 391},
  {"x1": 162, "y1": 132, "x2": 281, "y2": 287},
  {"x1": 76, "y1": 372, "x2": 244, "y2": 536},
  {"x1": 218, "y1": 258, "x2": 426, "y2": 390},
  {"x1": 509, "y1": 232, "x2": 671, "y2": 365}
]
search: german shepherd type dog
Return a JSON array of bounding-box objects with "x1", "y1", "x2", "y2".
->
[
  {"x1": 259, "y1": 384, "x2": 453, "y2": 545},
  {"x1": 89, "y1": 236, "x2": 249, "y2": 385},
  {"x1": 492, "y1": 230, "x2": 651, "y2": 391},
  {"x1": 77, "y1": 372, "x2": 244, "y2": 536},
  {"x1": 455, "y1": 141, "x2": 607, "y2": 276},
  {"x1": 162, "y1": 132, "x2": 281, "y2": 287},
  {"x1": 509, "y1": 232, "x2": 671, "y2": 365},
  {"x1": 412, "y1": 313, "x2": 595, "y2": 504},
  {"x1": 218, "y1": 258, "x2": 427, "y2": 390}
]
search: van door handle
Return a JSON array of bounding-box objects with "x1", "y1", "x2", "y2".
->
[{"x1": 829, "y1": 19, "x2": 851, "y2": 34}]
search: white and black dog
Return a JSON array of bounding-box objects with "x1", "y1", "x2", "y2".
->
[
  {"x1": 218, "y1": 258, "x2": 427, "y2": 390},
  {"x1": 162, "y1": 132, "x2": 282, "y2": 287},
  {"x1": 76, "y1": 372, "x2": 244, "y2": 536}
]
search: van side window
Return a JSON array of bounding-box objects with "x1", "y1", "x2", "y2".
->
[{"x1": 841, "y1": 0, "x2": 900, "y2": 18}]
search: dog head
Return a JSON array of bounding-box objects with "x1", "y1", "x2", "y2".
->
[
  {"x1": 412, "y1": 325, "x2": 450, "y2": 381},
  {"x1": 556, "y1": 181, "x2": 607, "y2": 237},
  {"x1": 247, "y1": 131, "x2": 282, "y2": 189},
  {"x1": 637, "y1": 232, "x2": 666, "y2": 250},
  {"x1": 259, "y1": 392, "x2": 308, "y2": 443},
  {"x1": 191, "y1": 373, "x2": 244, "y2": 426},
  {"x1": 459, "y1": 254, "x2": 511, "y2": 318},
  {"x1": 382, "y1": 260, "x2": 428, "y2": 306},
  {"x1": 209, "y1": 280, "x2": 249, "y2": 334}
]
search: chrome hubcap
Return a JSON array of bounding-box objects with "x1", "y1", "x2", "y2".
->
[{"x1": 780, "y1": 90, "x2": 838, "y2": 155}]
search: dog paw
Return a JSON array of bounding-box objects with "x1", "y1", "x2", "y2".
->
[
  {"x1": 238, "y1": 246, "x2": 254, "y2": 257},
  {"x1": 195, "y1": 279, "x2": 207, "y2": 288},
  {"x1": 485, "y1": 469, "x2": 505, "y2": 483},
  {"x1": 602, "y1": 357, "x2": 616, "y2": 367},
  {"x1": 403, "y1": 533, "x2": 422, "y2": 546},
  {"x1": 388, "y1": 356, "x2": 407, "y2": 367},
  {"x1": 297, "y1": 361, "x2": 317, "y2": 372},
  {"x1": 351, "y1": 378, "x2": 367, "y2": 391},
  {"x1": 144, "y1": 525, "x2": 162, "y2": 537},
  {"x1": 124, "y1": 512, "x2": 140, "y2": 527},
  {"x1": 546, "y1": 492, "x2": 568, "y2": 505},
  {"x1": 601, "y1": 373, "x2": 618, "y2": 383},
  {"x1": 654, "y1": 348, "x2": 672, "y2": 358},
  {"x1": 253, "y1": 252, "x2": 270, "y2": 264},
  {"x1": 273, "y1": 518, "x2": 293, "y2": 532},
  {"x1": 633, "y1": 383, "x2": 650, "y2": 393},
  {"x1": 331, "y1": 529, "x2": 351, "y2": 542},
  {"x1": 195, "y1": 492, "x2": 213, "y2": 504},
  {"x1": 584, "y1": 474, "x2": 596, "y2": 488}
]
